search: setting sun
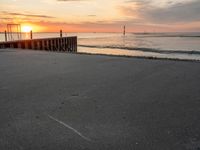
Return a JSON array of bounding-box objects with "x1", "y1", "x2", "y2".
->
[{"x1": 22, "y1": 26, "x2": 32, "y2": 32}]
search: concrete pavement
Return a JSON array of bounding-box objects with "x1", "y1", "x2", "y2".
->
[{"x1": 0, "y1": 49, "x2": 200, "y2": 150}]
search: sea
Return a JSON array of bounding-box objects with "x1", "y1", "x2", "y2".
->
[{"x1": 0, "y1": 32, "x2": 200, "y2": 61}]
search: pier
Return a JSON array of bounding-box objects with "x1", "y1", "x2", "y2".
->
[{"x1": 0, "y1": 36, "x2": 77, "y2": 52}]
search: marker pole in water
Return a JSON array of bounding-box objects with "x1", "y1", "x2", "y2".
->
[
  {"x1": 123, "y1": 25, "x2": 126, "y2": 36},
  {"x1": 5, "y1": 30, "x2": 7, "y2": 42},
  {"x1": 30, "y1": 30, "x2": 33, "y2": 39},
  {"x1": 60, "y1": 30, "x2": 62, "y2": 38}
]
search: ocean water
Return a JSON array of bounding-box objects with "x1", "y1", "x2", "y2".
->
[{"x1": 0, "y1": 32, "x2": 200, "y2": 61}]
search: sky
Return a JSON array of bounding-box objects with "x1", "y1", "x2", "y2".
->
[{"x1": 0, "y1": 0, "x2": 200, "y2": 32}]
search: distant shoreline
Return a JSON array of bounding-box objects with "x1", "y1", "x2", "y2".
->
[{"x1": 1, "y1": 31, "x2": 200, "y2": 34}]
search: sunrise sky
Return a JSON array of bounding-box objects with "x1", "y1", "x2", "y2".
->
[{"x1": 0, "y1": 0, "x2": 200, "y2": 32}]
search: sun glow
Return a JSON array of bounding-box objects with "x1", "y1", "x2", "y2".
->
[{"x1": 22, "y1": 26, "x2": 32, "y2": 32}]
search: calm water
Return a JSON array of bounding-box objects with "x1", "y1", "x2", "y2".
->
[{"x1": 1, "y1": 32, "x2": 200, "y2": 60}]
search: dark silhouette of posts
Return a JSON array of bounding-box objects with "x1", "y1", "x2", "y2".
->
[
  {"x1": 0, "y1": 29, "x2": 77, "y2": 52},
  {"x1": 5, "y1": 30, "x2": 7, "y2": 42},
  {"x1": 60, "y1": 30, "x2": 62, "y2": 38},
  {"x1": 30, "y1": 30, "x2": 33, "y2": 39},
  {"x1": 123, "y1": 25, "x2": 126, "y2": 36},
  {"x1": 7, "y1": 24, "x2": 21, "y2": 41}
]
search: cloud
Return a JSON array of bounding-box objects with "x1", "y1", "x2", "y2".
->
[
  {"x1": 57, "y1": 0, "x2": 90, "y2": 1},
  {"x1": 145, "y1": 0, "x2": 200, "y2": 23},
  {"x1": 88, "y1": 15, "x2": 96, "y2": 17},
  {"x1": 120, "y1": 0, "x2": 200, "y2": 24},
  {"x1": 0, "y1": 17, "x2": 13, "y2": 20},
  {"x1": 1, "y1": 11, "x2": 56, "y2": 19}
]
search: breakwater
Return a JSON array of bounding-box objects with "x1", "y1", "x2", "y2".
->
[{"x1": 0, "y1": 36, "x2": 77, "y2": 52}]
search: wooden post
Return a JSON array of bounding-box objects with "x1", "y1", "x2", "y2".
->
[
  {"x1": 75, "y1": 37, "x2": 77, "y2": 52},
  {"x1": 50, "y1": 40, "x2": 53, "y2": 51},
  {"x1": 9, "y1": 42, "x2": 12, "y2": 48},
  {"x1": 46, "y1": 40, "x2": 49, "y2": 50},
  {"x1": 60, "y1": 30, "x2": 62, "y2": 38},
  {"x1": 5, "y1": 30, "x2": 7, "y2": 42},
  {"x1": 64, "y1": 38, "x2": 67, "y2": 51},
  {"x1": 17, "y1": 42, "x2": 21, "y2": 49},
  {"x1": 54, "y1": 39, "x2": 57, "y2": 51},
  {"x1": 123, "y1": 25, "x2": 126, "y2": 36},
  {"x1": 67, "y1": 38, "x2": 70, "y2": 51},
  {"x1": 31, "y1": 41, "x2": 35, "y2": 49},
  {"x1": 42, "y1": 40, "x2": 45, "y2": 50},
  {"x1": 30, "y1": 30, "x2": 33, "y2": 39},
  {"x1": 37, "y1": 41, "x2": 40, "y2": 50},
  {"x1": 72, "y1": 38, "x2": 74, "y2": 52},
  {"x1": 25, "y1": 41, "x2": 29, "y2": 49}
]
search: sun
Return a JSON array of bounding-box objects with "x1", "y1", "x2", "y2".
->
[{"x1": 22, "y1": 26, "x2": 32, "y2": 32}]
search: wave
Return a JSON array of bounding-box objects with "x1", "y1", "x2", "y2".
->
[
  {"x1": 137, "y1": 35, "x2": 200, "y2": 38},
  {"x1": 78, "y1": 45, "x2": 200, "y2": 55},
  {"x1": 132, "y1": 33, "x2": 200, "y2": 38}
]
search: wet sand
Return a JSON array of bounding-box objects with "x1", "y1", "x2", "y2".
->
[{"x1": 0, "y1": 49, "x2": 200, "y2": 150}]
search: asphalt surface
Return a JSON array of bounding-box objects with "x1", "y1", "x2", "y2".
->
[{"x1": 0, "y1": 49, "x2": 200, "y2": 150}]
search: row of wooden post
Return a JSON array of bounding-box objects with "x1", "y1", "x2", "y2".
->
[
  {"x1": 1, "y1": 36, "x2": 77, "y2": 53},
  {"x1": 1, "y1": 29, "x2": 77, "y2": 52},
  {"x1": 4, "y1": 30, "x2": 63, "y2": 42}
]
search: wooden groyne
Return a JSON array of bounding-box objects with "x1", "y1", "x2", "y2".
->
[{"x1": 0, "y1": 36, "x2": 77, "y2": 52}]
